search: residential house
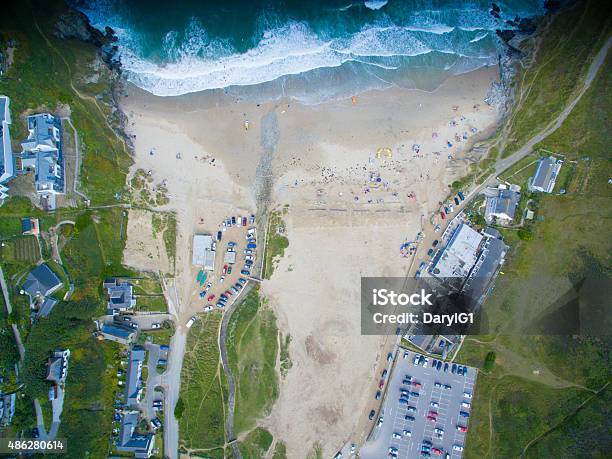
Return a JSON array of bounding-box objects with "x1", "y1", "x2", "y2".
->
[
  {"x1": 0, "y1": 95, "x2": 14, "y2": 202},
  {"x1": 100, "y1": 323, "x2": 136, "y2": 345},
  {"x1": 125, "y1": 346, "x2": 146, "y2": 407},
  {"x1": 21, "y1": 217, "x2": 40, "y2": 235},
  {"x1": 46, "y1": 349, "x2": 70, "y2": 384},
  {"x1": 0, "y1": 393, "x2": 16, "y2": 427},
  {"x1": 484, "y1": 184, "x2": 520, "y2": 225},
  {"x1": 36, "y1": 297, "x2": 59, "y2": 319},
  {"x1": 104, "y1": 278, "x2": 136, "y2": 315},
  {"x1": 528, "y1": 156, "x2": 563, "y2": 193},
  {"x1": 22, "y1": 263, "x2": 62, "y2": 305},
  {"x1": 18, "y1": 113, "x2": 64, "y2": 210},
  {"x1": 116, "y1": 410, "x2": 155, "y2": 458}
]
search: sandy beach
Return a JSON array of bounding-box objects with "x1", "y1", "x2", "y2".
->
[{"x1": 120, "y1": 65, "x2": 501, "y2": 456}]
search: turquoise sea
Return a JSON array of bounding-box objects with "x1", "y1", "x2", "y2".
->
[{"x1": 74, "y1": 0, "x2": 546, "y2": 102}]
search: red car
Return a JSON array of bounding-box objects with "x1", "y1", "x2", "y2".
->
[
  {"x1": 207, "y1": 294, "x2": 215, "y2": 302},
  {"x1": 432, "y1": 448, "x2": 442, "y2": 456},
  {"x1": 222, "y1": 265, "x2": 228, "y2": 275},
  {"x1": 428, "y1": 411, "x2": 438, "y2": 417},
  {"x1": 225, "y1": 290, "x2": 233, "y2": 297},
  {"x1": 440, "y1": 211, "x2": 446, "y2": 220},
  {"x1": 378, "y1": 379, "x2": 385, "y2": 389},
  {"x1": 242, "y1": 217, "x2": 247, "y2": 226},
  {"x1": 427, "y1": 415, "x2": 437, "y2": 422},
  {"x1": 457, "y1": 425, "x2": 468, "y2": 433},
  {"x1": 412, "y1": 381, "x2": 422, "y2": 389}
]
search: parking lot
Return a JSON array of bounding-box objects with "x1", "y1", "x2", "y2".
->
[{"x1": 361, "y1": 348, "x2": 477, "y2": 459}]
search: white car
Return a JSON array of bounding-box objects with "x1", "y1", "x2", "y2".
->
[
  {"x1": 392, "y1": 432, "x2": 402, "y2": 439},
  {"x1": 151, "y1": 323, "x2": 161, "y2": 329},
  {"x1": 403, "y1": 429, "x2": 411, "y2": 437},
  {"x1": 245, "y1": 255, "x2": 255, "y2": 262},
  {"x1": 204, "y1": 282, "x2": 212, "y2": 292},
  {"x1": 219, "y1": 275, "x2": 225, "y2": 284},
  {"x1": 430, "y1": 401, "x2": 439, "y2": 408},
  {"x1": 186, "y1": 316, "x2": 196, "y2": 328},
  {"x1": 203, "y1": 305, "x2": 214, "y2": 312},
  {"x1": 461, "y1": 401, "x2": 471, "y2": 408},
  {"x1": 463, "y1": 392, "x2": 473, "y2": 399},
  {"x1": 434, "y1": 428, "x2": 444, "y2": 435},
  {"x1": 453, "y1": 444, "x2": 464, "y2": 452},
  {"x1": 413, "y1": 355, "x2": 420, "y2": 365},
  {"x1": 212, "y1": 242, "x2": 217, "y2": 251},
  {"x1": 423, "y1": 358, "x2": 429, "y2": 368}
]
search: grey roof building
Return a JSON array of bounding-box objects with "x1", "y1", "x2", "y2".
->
[
  {"x1": 125, "y1": 346, "x2": 146, "y2": 407},
  {"x1": 36, "y1": 297, "x2": 58, "y2": 319},
  {"x1": 528, "y1": 156, "x2": 563, "y2": 193},
  {"x1": 105, "y1": 278, "x2": 136, "y2": 315},
  {"x1": 22, "y1": 263, "x2": 62, "y2": 303},
  {"x1": 192, "y1": 234, "x2": 216, "y2": 269},
  {"x1": 117, "y1": 411, "x2": 155, "y2": 458},
  {"x1": 18, "y1": 113, "x2": 64, "y2": 210},
  {"x1": 0, "y1": 95, "x2": 14, "y2": 192},
  {"x1": 464, "y1": 235, "x2": 509, "y2": 306},
  {"x1": 100, "y1": 324, "x2": 136, "y2": 345},
  {"x1": 45, "y1": 349, "x2": 70, "y2": 384},
  {"x1": 485, "y1": 186, "x2": 520, "y2": 224}
]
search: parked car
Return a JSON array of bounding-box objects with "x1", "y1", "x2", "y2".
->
[
  {"x1": 219, "y1": 275, "x2": 225, "y2": 283},
  {"x1": 440, "y1": 211, "x2": 446, "y2": 220},
  {"x1": 369, "y1": 410, "x2": 376, "y2": 420},
  {"x1": 151, "y1": 323, "x2": 161, "y2": 329},
  {"x1": 217, "y1": 231, "x2": 222, "y2": 241},
  {"x1": 207, "y1": 294, "x2": 215, "y2": 301},
  {"x1": 222, "y1": 265, "x2": 228, "y2": 275},
  {"x1": 458, "y1": 191, "x2": 465, "y2": 200},
  {"x1": 454, "y1": 197, "x2": 460, "y2": 206},
  {"x1": 203, "y1": 305, "x2": 214, "y2": 312},
  {"x1": 432, "y1": 239, "x2": 439, "y2": 247},
  {"x1": 241, "y1": 269, "x2": 250, "y2": 276},
  {"x1": 375, "y1": 390, "x2": 381, "y2": 400},
  {"x1": 231, "y1": 216, "x2": 236, "y2": 225}
]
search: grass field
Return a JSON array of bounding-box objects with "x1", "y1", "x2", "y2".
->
[
  {"x1": 178, "y1": 312, "x2": 228, "y2": 450},
  {"x1": 226, "y1": 288, "x2": 279, "y2": 435},
  {"x1": 502, "y1": 0, "x2": 612, "y2": 157},
  {"x1": 463, "y1": 21, "x2": 611, "y2": 456}
]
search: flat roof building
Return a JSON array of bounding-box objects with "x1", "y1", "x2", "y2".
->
[
  {"x1": 192, "y1": 234, "x2": 216, "y2": 270},
  {"x1": 528, "y1": 156, "x2": 563, "y2": 193},
  {"x1": 430, "y1": 223, "x2": 483, "y2": 279}
]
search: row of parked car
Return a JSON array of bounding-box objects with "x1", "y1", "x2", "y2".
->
[{"x1": 439, "y1": 191, "x2": 465, "y2": 220}]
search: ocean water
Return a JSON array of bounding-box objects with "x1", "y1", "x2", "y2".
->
[{"x1": 74, "y1": 0, "x2": 545, "y2": 103}]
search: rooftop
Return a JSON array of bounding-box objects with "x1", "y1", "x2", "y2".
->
[
  {"x1": 431, "y1": 223, "x2": 483, "y2": 279},
  {"x1": 485, "y1": 187, "x2": 520, "y2": 222},
  {"x1": 125, "y1": 346, "x2": 146, "y2": 407},
  {"x1": 192, "y1": 234, "x2": 216, "y2": 269},
  {"x1": 22, "y1": 263, "x2": 62, "y2": 301},
  {"x1": 529, "y1": 156, "x2": 562, "y2": 193}
]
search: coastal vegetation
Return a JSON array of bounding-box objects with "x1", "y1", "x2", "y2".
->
[
  {"x1": 463, "y1": 2, "x2": 611, "y2": 456},
  {"x1": 226, "y1": 288, "x2": 279, "y2": 435},
  {"x1": 263, "y1": 211, "x2": 289, "y2": 279},
  {"x1": 178, "y1": 312, "x2": 228, "y2": 451},
  {"x1": 501, "y1": 0, "x2": 612, "y2": 157},
  {"x1": 237, "y1": 427, "x2": 274, "y2": 457}
]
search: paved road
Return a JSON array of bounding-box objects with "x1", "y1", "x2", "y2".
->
[
  {"x1": 161, "y1": 326, "x2": 186, "y2": 459},
  {"x1": 0, "y1": 266, "x2": 25, "y2": 360},
  {"x1": 472, "y1": 34, "x2": 612, "y2": 199}
]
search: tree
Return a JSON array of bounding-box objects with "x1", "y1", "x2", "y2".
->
[
  {"x1": 484, "y1": 351, "x2": 496, "y2": 372},
  {"x1": 518, "y1": 228, "x2": 534, "y2": 241},
  {"x1": 174, "y1": 396, "x2": 185, "y2": 420}
]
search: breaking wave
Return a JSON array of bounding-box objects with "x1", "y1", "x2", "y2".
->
[{"x1": 76, "y1": 0, "x2": 545, "y2": 98}]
